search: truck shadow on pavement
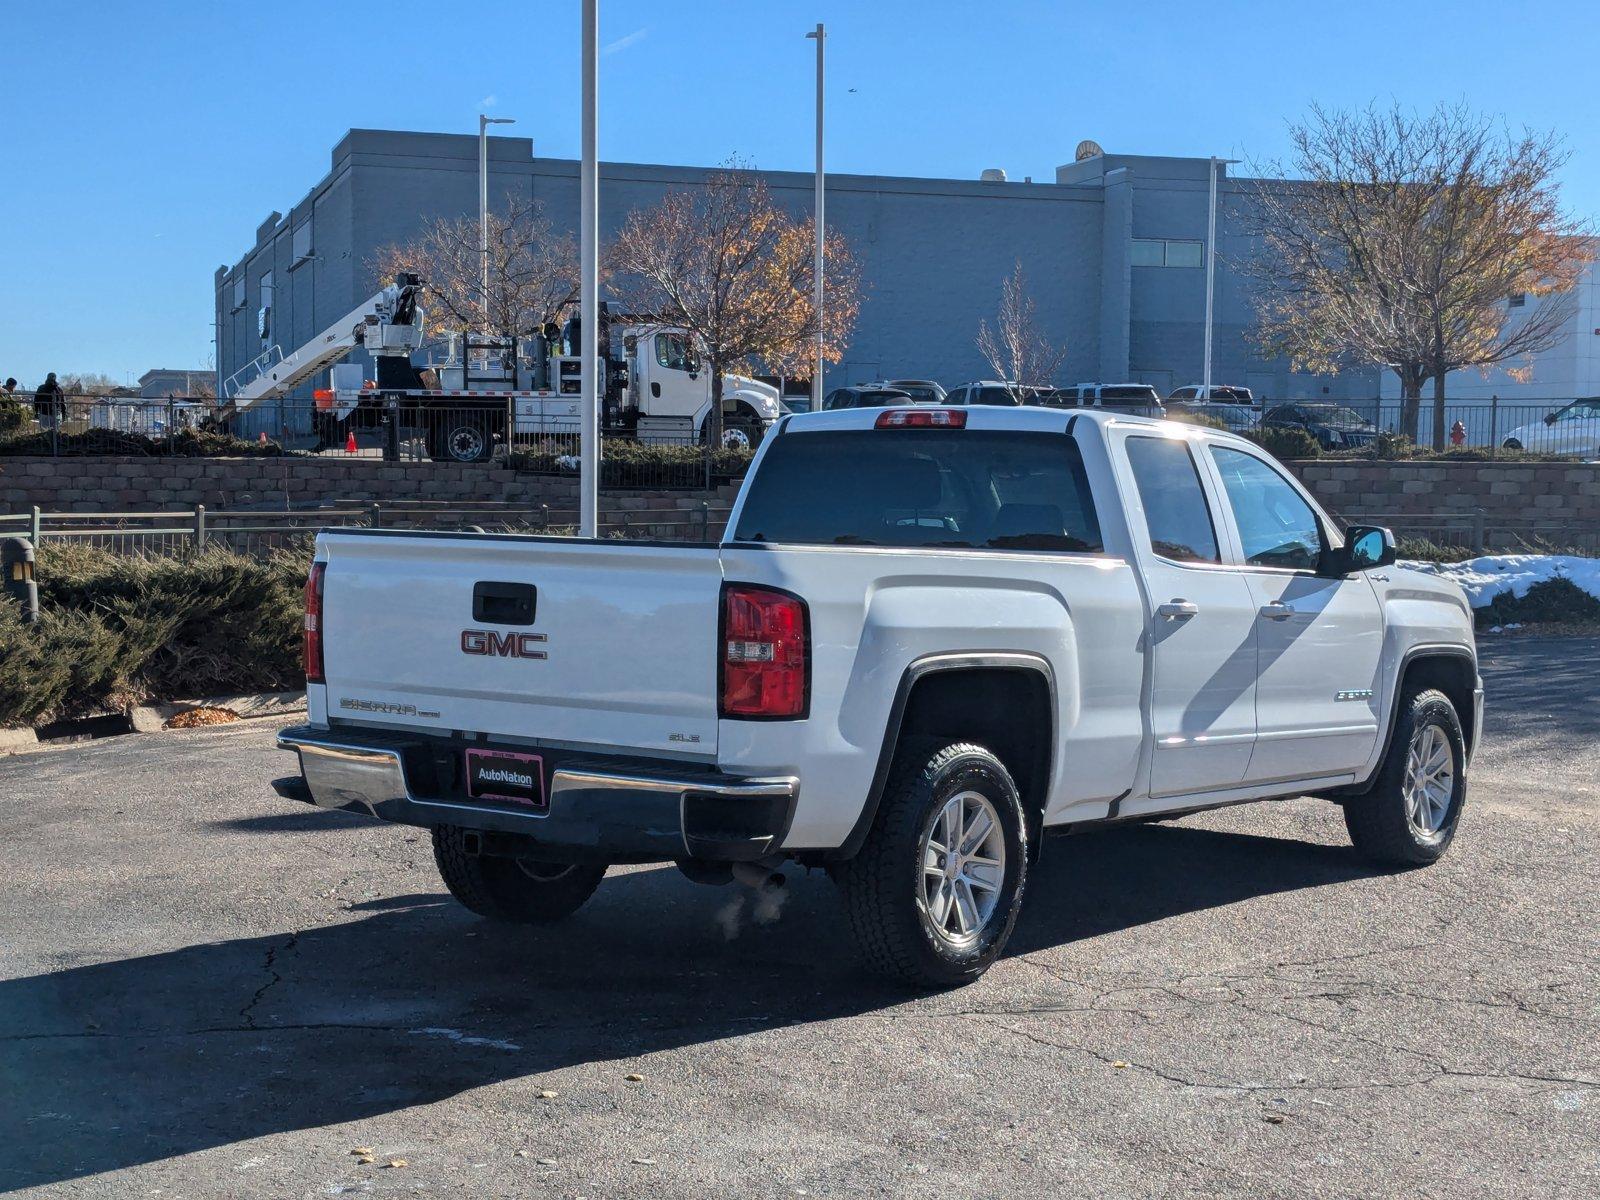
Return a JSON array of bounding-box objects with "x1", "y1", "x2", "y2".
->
[{"x1": 1, "y1": 821, "x2": 1378, "y2": 1189}]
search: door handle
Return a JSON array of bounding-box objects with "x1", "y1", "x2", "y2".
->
[
  {"x1": 1259, "y1": 601, "x2": 1294, "y2": 621},
  {"x1": 1156, "y1": 599, "x2": 1199, "y2": 621}
]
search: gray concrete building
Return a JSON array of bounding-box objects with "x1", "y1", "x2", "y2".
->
[{"x1": 216, "y1": 129, "x2": 1378, "y2": 412}]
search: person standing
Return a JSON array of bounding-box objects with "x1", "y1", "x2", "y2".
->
[{"x1": 33, "y1": 372, "x2": 64, "y2": 428}]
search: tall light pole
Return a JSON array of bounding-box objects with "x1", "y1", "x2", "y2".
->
[
  {"x1": 479, "y1": 114, "x2": 517, "y2": 322},
  {"x1": 806, "y1": 23, "x2": 825, "y2": 412},
  {"x1": 579, "y1": 0, "x2": 600, "y2": 538},
  {"x1": 1202, "y1": 156, "x2": 1240, "y2": 397}
]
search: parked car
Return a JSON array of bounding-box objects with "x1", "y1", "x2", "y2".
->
[
  {"x1": 276, "y1": 405, "x2": 1480, "y2": 987},
  {"x1": 1261, "y1": 403, "x2": 1379, "y2": 450},
  {"x1": 1500, "y1": 398, "x2": 1600, "y2": 456},
  {"x1": 1056, "y1": 383, "x2": 1166, "y2": 415},
  {"x1": 945, "y1": 381, "x2": 1027, "y2": 406},
  {"x1": 1165, "y1": 389, "x2": 1260, "y2": 433},
  {"x1": 1168, "y1": 384, "x2": 1255, "y2": 404},
  {"x1": 820, "y1": 385, "x2": 917, "y2": 410},
  {"x1": 882, "y1": 379, "x2": 948, "y2": 404}
]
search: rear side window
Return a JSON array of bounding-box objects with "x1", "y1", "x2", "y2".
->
[
  {"x1": 732, "y1": 430, "x2": 1103, "y2": 553},
  {"x1": 1124, "y1": 436, "x2": 1219, "y2": 563}
]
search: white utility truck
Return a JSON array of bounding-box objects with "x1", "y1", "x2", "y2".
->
[
  {"x1": 274, "y1": 405, "x2": 1482, "y2": 987},
  {"x1": 226, "y1": 277, "x2": 780, "y2": 461}
]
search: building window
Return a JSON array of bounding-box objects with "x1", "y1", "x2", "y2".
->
[
  {"x1": 1508, "y1": 293, "x2": 1526, "y2": 308},
  {"x1": 1131, "y1": 238, "x2": 1204, "y2": 268},
  {"x1": 1131, "y1": 239, "x2": 1165, "y2": 267},
  {"x1": 291, "y1": 222, "x2": 313, "y2": 266},
  {"x1": 231, "y1": 276, "x2": 246, "y2": 312}
]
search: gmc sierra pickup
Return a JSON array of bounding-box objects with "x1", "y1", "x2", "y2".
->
[{"x1": 274, "y1": 405, "x2": 1482, "y2": 986}]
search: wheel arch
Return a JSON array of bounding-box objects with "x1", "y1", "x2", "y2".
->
[
  {"x1": 834, "y1": 653, "x2": 1057, "y2": 861},
  {"x1": 1337, "y1": 645, "x2": 1479, "y2": 798}
]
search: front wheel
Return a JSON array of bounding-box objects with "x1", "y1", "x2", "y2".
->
[
  {"x1": 1343, "y1": 688, "x2": 1467, "y2": 866},
  {"x1": 432, "y1": 826, "x2": 606, "y2": 922},
  {"x1": 835, "y1": 739, "x2": 1028, "y2": 988}
]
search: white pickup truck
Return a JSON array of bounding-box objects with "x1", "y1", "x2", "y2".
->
[{"x1": 275, "y1": 405, "x2": 1482, "y2": 987}]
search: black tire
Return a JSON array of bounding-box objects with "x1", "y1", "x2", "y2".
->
[
  {"x1": 1502, "y1": 438, "x2": 1523, "y2": 450},
  {"x1": 431, "y1": 825, "x2": 606, "y2": 923},
  {"x1": 723, "y1": 416, "x2": 763, "y2": 451},
  {"x1": 835, "y1": 739, "x2": 1028, "y2": 988},
  {"x1": 429, "y1": 416, "x2": 493, "y2": 463},
  {"x1": 1343, "y1": 688, "x2": 1467, "y2": 867}
]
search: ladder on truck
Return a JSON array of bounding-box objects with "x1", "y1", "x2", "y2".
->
[{"x1": 223, "y1": 275, "x2": 425, "y2": 407}]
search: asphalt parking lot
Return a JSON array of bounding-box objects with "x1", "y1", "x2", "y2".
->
[{"x1": 2, "y1": 638, "x2": 1596, "y2": 1199}]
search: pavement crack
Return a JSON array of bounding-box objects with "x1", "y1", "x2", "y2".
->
[{"x1": 238, "y1": 930, "x2": 298, "y2": 1030}]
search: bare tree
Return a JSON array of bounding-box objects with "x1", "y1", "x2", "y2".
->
[
  {"x1": 371, "y1": 197, "x2": 580, "y2": 344},
  {"x1": 1247, "y1": 103, "x2": 1589, "y2": 445},
  {"x1": 611, "y1": 166, "x2": 860, "y2": 444},
  {"x1": 976, "y1": 261, "x2": 1067, "y2": 391}
]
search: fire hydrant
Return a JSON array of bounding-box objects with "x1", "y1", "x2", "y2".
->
[{"x1": 1450, "y1": 419, "x2": 1466, "y2": 447}]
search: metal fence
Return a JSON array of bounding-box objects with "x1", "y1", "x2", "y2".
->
[
  {"x1": 0, "y1": 500, "x2": 726, "y2": 558},
  {"x1": 0, "y1": 394, "x2": 748, "y2": 489},
  {"x1": 1247, "y1": 399, "x2": 1600, "y2": 457},
  {"x1": 1354, "y1": 513, "x2": 1600, "y2": 558}
]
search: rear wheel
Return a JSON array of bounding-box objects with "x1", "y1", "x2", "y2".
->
[
  {"x1": 1343, "y1": 688, "x2": 1467, "y2": 866},
  {"x1": 432, "y1": 825, "x2": 606, "y2": 922},
  {"x1": 835, "y1": 739, "x2": 1028, "y2": 988},
  {"x1": 428, "y1": 415, "x2": 494, "y2": 463}
]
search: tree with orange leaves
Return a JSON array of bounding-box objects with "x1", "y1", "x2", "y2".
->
[{"x1": 612, "y1": 166, "x2": 860, "y2": 445}]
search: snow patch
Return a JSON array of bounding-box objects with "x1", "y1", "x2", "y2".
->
[
  {"x1": 408, "y1": 1026, "x2": 521, "y2": 1052},
  {"x1": 1399, "y1": 554, "x2": 1600, "y2": 610}
]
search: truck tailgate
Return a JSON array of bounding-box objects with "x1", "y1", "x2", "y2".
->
[{"x1": 318, "y1": 532, "x2": 723, "y2": 756}]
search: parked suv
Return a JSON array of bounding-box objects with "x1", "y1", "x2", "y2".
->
[
  {"x1": 822, "y1": 385, "x2": 917, "y2": 410},
  {"x1": 1057, "y1": 383, "x2": 1165, "y2": 415},
  {"x1": 1165, "y1": 385, "x2": 1260, "y2": 433},
  {"x1": 945, "y1": 381, "x2": 1027, "y2": 406},
  {"x1": 1260, "y1": 403, "x2": 1379, "y2": 450},
  {"x1": 882, "y1": 379, "x2": 948, "y2": 405}
]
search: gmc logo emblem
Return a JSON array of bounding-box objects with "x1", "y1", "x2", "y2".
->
[{"x1": 461, "y1": 629, "x2": 548, "y2": 659}]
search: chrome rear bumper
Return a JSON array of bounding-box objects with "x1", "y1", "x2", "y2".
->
[{"x1": 275, "y1": 726, "x2": 798, "y2": 862}]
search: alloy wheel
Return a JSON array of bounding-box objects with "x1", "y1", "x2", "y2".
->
[
  {"x1": 1404, "y1": 723, "x2": 1455, "y2": 837},
  {"x1": 918, "y1": 789, "x2": 1007, "y2": 945}
]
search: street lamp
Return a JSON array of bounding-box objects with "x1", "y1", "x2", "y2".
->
[
  {"x1": 479, "y1": 114, "x2": 517, "y2": 319},
  {"x1": 578, "y1": 0, "x2": 599, "y2": 538},
  {"x1": 806, "y1": 23, "x2": 825, "y2": 412},
  {"x1": 1202, "y1": 156, "x2": 1241, "y2": 398}
]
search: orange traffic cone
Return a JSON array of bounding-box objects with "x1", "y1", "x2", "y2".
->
[{"x1": 344, "y1": 429, "x2": 358, "y2": 454}]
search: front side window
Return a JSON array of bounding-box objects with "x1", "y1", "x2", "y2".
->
[
  {"x1": 654, "y1": 333, "x2": 699, "y2": 372},
  {"x1": 1210, "y1": 446, "x2": 1324, "y2": 571},
  {"x1": 1124, "y1": 436, "x2": 1219, "y2": 563}
]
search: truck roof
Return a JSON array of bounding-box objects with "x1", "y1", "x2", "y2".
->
[{"x1": 776, "y1": 403, "x2": 1178, "y2": 436}]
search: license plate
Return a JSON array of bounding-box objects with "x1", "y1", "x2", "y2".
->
[{"x1": 464, "y1": 748, "x2": 546, "y2": 808}]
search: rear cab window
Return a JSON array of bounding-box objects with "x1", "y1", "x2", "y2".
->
[{"x1": 731, "y1": 429, "x2": 1103, "y2": 553}]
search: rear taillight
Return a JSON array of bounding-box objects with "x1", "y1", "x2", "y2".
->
[
  {"x1": 720, "y1": 585, "x2": 808, "y2": 719},
  {"x1": 875, "y1": 407, "x2": 966, "y2": 428},
  {"x1": 304, "y1": 562, "x2": 326, "y2": 684}
]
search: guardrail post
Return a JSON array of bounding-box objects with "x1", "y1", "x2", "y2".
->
[
  {"x1": 1, "y1": 537, "x2": 38, "y2": 623},
  {"x1": 699, "y1": 501, "x2": 709, "y2": 542},
  {"x1": 370, "y1": 501, "x2": 382, "y2": 529},
  {"x1": 30, "y1": 505, "x2": 41, "y2": 546},
  {"x1": 540, "y1": 503, "x2": 549, "y2": 532},
  {"x1": 194, "y1": 504, "x2": 207, "y2": 550}
]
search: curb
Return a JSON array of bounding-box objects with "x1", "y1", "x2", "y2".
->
[{"x1": 3, "y1": 690, "x2": 307, "y2": 754}]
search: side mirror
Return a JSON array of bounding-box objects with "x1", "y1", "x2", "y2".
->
[{"x1": 1327, "y1": 524, "x2": 1396, "y2": 575}]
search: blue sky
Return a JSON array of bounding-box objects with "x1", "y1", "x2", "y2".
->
[{"x1": 3, "y1": 0, "x2": 1597, "y2": 388}]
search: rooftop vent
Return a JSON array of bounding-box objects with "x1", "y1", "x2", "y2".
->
[{"x1": 979, "y1": 168, "x2": 1007, "y2": 183}]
